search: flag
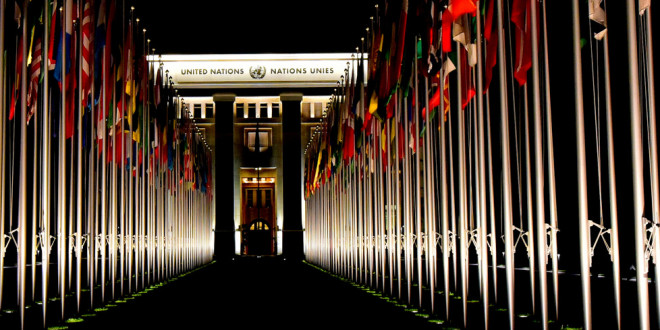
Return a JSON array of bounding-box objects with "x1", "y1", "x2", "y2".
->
[
  {"x1": 460, "y1": 48, "x2": 475, "y2": 109},
  {"x1": 442, "y1": 9, "x2": 453, "y2": 53},
  {"x1": 588, "y1": 0, "x2": 607, "y2": 40},
  {"x1": 511, "y1": 0, "x2": 532, "y2": 86},
  {"x1": 48, "y1": 0, "x2": 58, "y2": 70},
  {"x1": 639, "y1": 0, "x2": 650, "y2": 15},
  {"x1": 81, "y1": 0, "x2": 92, "y2": 106},
  {"x1": 54, "y1": 0, "x2": 72, "y2": 83},
  {"x1": 27, "y1": 37, "x2": 42, "y2": 125},
  {"x1": 443, "y1": 55, "x2": 455, "y2": 120},
  {"x1": 65, "y1": 25, "x2": 77, "y2": 139},
  {"x1": 483, "y1": 0, "x2": 498, "y2": 93},
  {"x1": 9, "y1": 36, "x2": 24, "y2": 120},
  {"x1": 448, "y1": 0, "x2": 477, "y2": 18}
]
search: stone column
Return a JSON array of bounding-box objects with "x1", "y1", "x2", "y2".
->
[
  {"x1": 213, "y1": 93, "x2": 236, "y2": 259},
  {"x1": 280, "y1": 93, "x2": 304, "y2": 260}
]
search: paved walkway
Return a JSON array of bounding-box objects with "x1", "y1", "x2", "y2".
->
[{"x1": 66, "y1": 257, "x2": 440, "y2": 329}]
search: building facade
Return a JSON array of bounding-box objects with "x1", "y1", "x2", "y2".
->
[{"x1": 152, "y1": 54, "x2": 365, "y2": 257}]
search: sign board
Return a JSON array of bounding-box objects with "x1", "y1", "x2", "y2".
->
[{"x1": 149, "y1": 54, "x2": 367, "y2": 89}]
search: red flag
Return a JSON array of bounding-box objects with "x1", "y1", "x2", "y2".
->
[
  {"x1": 484, "y1": 28, "x2": 498, "y2": 93},
  {"x1": 448, "y1": 0, "x2": 477, "y2": 19},
  {"x1": 511, "y1": 0, "x2": 532, "y2": 86},
  {"x1": 392, "y1": 0, "x2": 408, "y2": 88},
  {"x1": 460, "y1": 48, "x2": 476, "y2": 109},
  {"x1": 65, "y1": 26, "x2": 77, "y2": 139},
  {"x1": 442, "y1": 10, "x2": 453, "y2": 53},
  {"x1": 9, "y1": 37, "x2": 24, "y2": 120},
  {"x1": 483, "y1": 0, "x2": 498, "y2": 93}
]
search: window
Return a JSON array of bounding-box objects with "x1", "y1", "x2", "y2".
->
[
  {"x1": 236, "y1": 103, "x2": 245, "y2": 118},
  {"x1": 314, "y1": 102, "x2": 323, "y2": 118},
  {"x1": 244, "y1": 127, "x2": 272, "y2": 152},
  {"x1": 265, "y1": 190, "x2": 271, "y2": 208},
  {"x1": 249, "y1": 219, "x2": 270, "y2": 231},
  {"x1": 247, "y1": 103, "x2": 256, "y2": 118},
  {"x1": 247, "y1": 190, "x2": 254, "y2": 208},
  {"x1": 194, "y1": 104, "x2": 202, "y2": 118},
  {"x1": 205, "y1": 103, "x2": 214, "y2": 118},
  {"x1": 272, "y1": 103, "x2": 280, "y2": 117},
  {"x1": 260, "y1": 103, "x2": 269, "y2": 118}
]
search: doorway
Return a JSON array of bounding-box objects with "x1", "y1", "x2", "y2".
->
[{"x1": 241, "y1": 181, "x2": 275, "y2": 255}]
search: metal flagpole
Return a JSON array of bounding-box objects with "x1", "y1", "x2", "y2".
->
[
  {"x1": 448, "y1": 97, "x2": 457, "y2": 293},
  {"x1": 0, "y1": 0, "x2": 5, "y2": 313},
  {"x1": 439, "y1": 72, "x2": 450, "y2": 319},
  {"x1": 18, "y1": 1, "x2": 29, "y2": 326},
  {"x1": 522, "y1": 87, "x2": 535, "y2": 314},
  {"x1": 76, "y1": 0, "x2": 84, "y2": 310},
  {"x1": 119, "y1": 0, "x2": 126, "y2": 296},
  {"x1": 572, "y1": 0, "x2": 592, "y2": 328},
  {"x1": 541, "y1": 0, "x2": 560, "y2": 319},
  {"x1": 395, "y1": 90, "x2": 402, "y2": 301},
  {"x1": 496, "y1": 0, "x2": 515, "y2": 325},
  {"x1": 475, "y1": 4, "x2": 490, "y2": 326},
  {"x1": 423, "y1": 75, "x2": 435, "y2": 314},
  {"x1": 41, "y1": 0, "x2": 52, "y2": 323},
  {"x1": 126, "y1": 8, "x2": 134, "y2": 294},
  {"x1": 59, "y1": 3, "x2": 68, "y2": 319},
  {"x1": 457, "y1": 40, "x2": 469, "y2": 328},
  {"x1": 641, "y1": 6, "x2": 659, "y2": 328},
  {"x1": 413, "y1": 36, "x2": 423, "y2": 309},
  {"x1": 530, "y1": 0, "x2": 548, "y2": 326},
  {"x1": 600, "y1": 24, "x2": 621, "y2": 329},
  {"x1": 31, "y1": 41, "x2": 38, "y2": 303},
  {"x1": 88, "y1": 3, "x2": 97, "y2": 306}
]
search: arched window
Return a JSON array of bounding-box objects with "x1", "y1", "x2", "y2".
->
[{"x1": 249, "y1": 219, "x2": 270, "y2": 231}]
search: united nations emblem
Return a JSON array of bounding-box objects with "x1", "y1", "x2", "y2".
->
[{"x1": 249, "y1": 65, "x2": 266, "y2": 79}]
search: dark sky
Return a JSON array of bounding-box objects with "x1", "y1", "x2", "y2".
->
[{"x1": 133, "y1": 1, "x2": 378, "y2": 55}]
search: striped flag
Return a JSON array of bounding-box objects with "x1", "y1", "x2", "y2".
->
[
  {"x1": 48, "y1": 0, "x2": 58, "y2": 70},
  {"x1": 27, "y1": 38, "x2": 42, "y2": 125},
  {"x1": 81, "y1": 0, "x2": 92, "y2": 105}
]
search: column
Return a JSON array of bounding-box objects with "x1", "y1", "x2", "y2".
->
[
  {"x1": 213, "y1": 93, "x2": 236, "y2": 258},
  {"x1": 280, "y1": 92, "x2": 304, "y2": 260}
]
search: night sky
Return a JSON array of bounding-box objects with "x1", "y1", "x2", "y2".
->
[{"x1": 133, "y1": 1, "x2": 377, "y2": 55}]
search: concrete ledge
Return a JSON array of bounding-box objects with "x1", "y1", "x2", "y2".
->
[
  {"x1": 279, "y1": 92, "x2": 303, "y2": 102},
  {"x1": 213, "y1": 93, "x2": 237, "y2": 102}
]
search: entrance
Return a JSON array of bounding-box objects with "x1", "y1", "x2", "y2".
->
[{"x1": 241, "y1": 180, "x2": 276, "y2": 255}]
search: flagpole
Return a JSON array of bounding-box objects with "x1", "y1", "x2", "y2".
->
[
  {"x1": 495, "y1": 0, "x2": 514, "y2": 326},
  {"x1": 41, "y1": 0, "x2": 52, "y2": 324},
  {"x1": 641, "y1": 7, "x2": 659, "y2": 328},
  {"x1": 88, "y1": 1, "x2": 97, "y2": 307},
  {"x1": 0, "y1": 0, "x2": 5, "y2": 314},
  {"x1": 423, "y1": 75, "x2": 435, "y2": 314},
  {"x1": 18, "y1": 1, "x2": 29, "y2": 326},
  {"x1": 31, "y1": 44, "x2": 39, "y2": 304},
  {"x1": 119, "y1": 0, "x2": 126, "y2": 296},
  {"x1": 541, "y1": 0, "x2": 560, "y2": 320},
  {"x1": 572, "y1": 0, "x2": 592, "y2": 328},
  {"x1": 522, "y1": 86, "x2": 535, "y2": 315},
  {"x1": 58, "y1": 3, "x2": 68, "y2": 319},
  {"x1": 475, "y1": 4, "x2": 490, "y2": 326},
  {"x1": 448, "y1": 96, "x2": 457, "y2": 294},
  {"x1": 457, "y1": 40, "x2": 469, "y2": 328},
  {"x1": 439, "y1": 73, "x2": 450, "y2": 320},
  {"x1": 76, "y1": 0, "x2": 84, "y2": 311},
  {"x1": 529, "y1": 0, "x2": 548, "y2": 326}
]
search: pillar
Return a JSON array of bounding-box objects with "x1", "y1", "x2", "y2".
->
[{"x1": 280, "y1": 92, "x2": 304, "y2": 260}]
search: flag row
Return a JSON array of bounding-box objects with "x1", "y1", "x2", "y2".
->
[{"x1": 0, "y1": 0, "x2": 215, "y2": 328}]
